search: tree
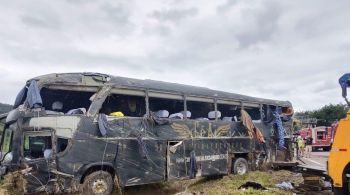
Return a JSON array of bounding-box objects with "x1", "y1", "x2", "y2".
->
[
  {"x1": 311, "y1": 103, "x2": 347, "y2": 126},
  {"x1": 295, "y1": 103, "x2": 347, "y2": 127},
  {"x1": 0, "y1": 103, "x2": 12, "y2": 114}
]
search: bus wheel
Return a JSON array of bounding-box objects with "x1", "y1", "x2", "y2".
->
[
  {"x1": 233, "y1": 158, "x2": 248, "y2": 175},
  {"x1": 83, "y1": 171, "x2": 113, "y2": 195},
  {"x1": 335, "y1": 176, "x2": 350, "y2": 195}
]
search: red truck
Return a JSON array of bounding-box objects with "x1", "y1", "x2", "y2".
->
[{"x1": 298, "y1": 125, "x2": 336, "y2": 151}]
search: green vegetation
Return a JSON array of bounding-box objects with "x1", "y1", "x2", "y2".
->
[
  {"x1": 0, "y1": 103, "x2": 12, "y2": 114},
  {"x1": 122, "y1": 171, "x2": 302, "y2": 195},
  {"x1": 295, "y1": 103, "x2": 347, "y2": 127}
]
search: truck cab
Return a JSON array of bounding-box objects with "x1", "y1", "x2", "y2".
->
[{"x1": 328, "y1": 73, "x2": 350, "y2": 194}]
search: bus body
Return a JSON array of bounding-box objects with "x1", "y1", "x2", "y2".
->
[{"x1": 0, "y1": 73, "x2": 294, "y2": 194}]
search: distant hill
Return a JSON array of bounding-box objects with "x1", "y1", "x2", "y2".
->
[{"x1": 0, "y1": 103, "x2": 12, "y2": 114}]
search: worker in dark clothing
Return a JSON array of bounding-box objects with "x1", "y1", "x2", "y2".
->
[{"x1": 305, "y1": 136, "x2": 313, "y2": 158}]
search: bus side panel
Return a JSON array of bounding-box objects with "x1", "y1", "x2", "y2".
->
[
  {"x1": 201, "y1": 138, "x2": 228, "y2": 176},
  {"x1": 57, "y1": 132, "x2": 118, "y2": 174},
  {"x1": 117, "y1": 139, "x2": 166, "y2": 187}
]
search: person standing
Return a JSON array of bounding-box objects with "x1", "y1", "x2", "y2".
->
[
  {"x1": 305, "y1": 136, "x2": 313, "y2": 158},
  {"x1": 297, "y1": 136, "x2": 305, "y2": 157}
]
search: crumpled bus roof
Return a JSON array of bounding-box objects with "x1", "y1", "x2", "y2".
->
[{"x1": 32, "y1": 72, "x2": 292, "y2": 107}]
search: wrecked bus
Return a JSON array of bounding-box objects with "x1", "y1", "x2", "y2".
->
[{"x1": 0, "y1": 73, "x2": 294, "y2": 194}]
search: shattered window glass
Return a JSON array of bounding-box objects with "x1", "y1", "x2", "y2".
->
[
  {"x1": 23, "y1": 134, "x2": 52, "y2": 159},
  {"x1": 245, "y1": 107, "x2": 261, "y2": 120},
  {"x1": 217, "y1": 104, "x2": 241, "y2": 121},
  {"x1": 57, "y1": 137, "x2": 68, "y2": 153},
  {"x1": 149, "y1": 97, "x2": 184, "y2": 118},
  {"x1": 101, "y1": 94, "x2": 145, "y2": 117},
  {"x1": 40, "y1": 88, "x2": 95, "y2": 114},
  {"x1": 187, "y1": 101, "x2": 214, "y2": 119},
  {"x1": 1, "y1": 129, "x2": 12, "y2": 154}
]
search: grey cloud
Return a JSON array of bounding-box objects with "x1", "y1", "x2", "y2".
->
[
  {"x1": 0, "y1": 0, "x2": 349, "y2": 111},
  {"x1": 311, "y1": 80, "x2": 339, "y2": 93},
  {"x1": 235, "y1": 2, "x2": 282, "y2": 48},
  {"x1": 216, "y1": 0, "x2": 237, "y2": 13},
  {"x1": 6, "y1": 44, "x2": 146, "y2": 71},
  {"x1": 65, "y1": 0, "x2": 96, "y2": 4},
  {"x1": 143, "y1": 23, "x2": 172, "y2": 36},
  {"x1": 21, "y1": 12, "x2": 61, "y2": 30},
  {"x1": 151, "y1": 7, "x2": 198, "y2": 23},
  {"x1": 294, "y1": 2, "x2": 350, "y2": 39},
  {"x1": 101, "y1": 3, "x2": 132, "y2": 25}
]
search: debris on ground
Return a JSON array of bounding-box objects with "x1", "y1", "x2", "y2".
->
[
  {"x1": 238, "y1": 181, "x2": 267, "y2": 190},
  {"x1": 0, "y1": 171, "x2": 26, "y2": 195},
  {"x1": 271, "y1": 170, "x2": 304, "y2": 186},
  {"x1": 275, "y1": 182, "x2": 294, "y2": 190},
  {"x1": 0, "y1": 170, "x2": 332, "y2": 194}
]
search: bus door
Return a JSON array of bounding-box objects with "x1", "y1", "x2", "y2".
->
[
  {"x1": 167, "y1": 140, "x2": 187, "y2": 180},
  {"x1": 168, "y1": 139, "x2": 201, "y2": 180},
  {"x1": 22, "y1": 130, "x2": 55, "y2": 193}
]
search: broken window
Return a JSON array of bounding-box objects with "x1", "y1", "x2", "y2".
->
[
  {"x1": 1, "y1": 128, "x2": 13, "y2": 154},
  {"x1": 23, "y1": 133, "x2": 52, "y2": 159},
  {"x1": 57, "y1": 137, "x2": 68, "y2": 153},
  {"x1": 217, "y1": 104, "x2": 241, "y2": 121},
  {"x1": 101, "y1": 94, "x2": 145, "y2": 117},
  {"x1": 262, "y1": 105, "x2": 274, "y2": 123},
  {"x1": 187, "y1": 101, "x2": 214, "y2": 119},
  {"x1": 149, "y1": 97, "x2": 184, "y2": 118},
  {"x1": 245, "y1": 107, "x2": 261, "y2": 121},
  {"x1": 41, "y1": 88, "x2": 95, "y2": 114}
]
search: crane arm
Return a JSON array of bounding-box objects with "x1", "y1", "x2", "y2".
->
[{"x1": 339, "y1": 73, "x2": 350, "y2": 106}]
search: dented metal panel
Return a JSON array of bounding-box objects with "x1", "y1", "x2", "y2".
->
[{"x1": 29, "y1": 116, "x2": 81, "y2": 138}]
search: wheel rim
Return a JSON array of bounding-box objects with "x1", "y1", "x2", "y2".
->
[
  {"x1": 237, "y1": 162, "x2": 247, "y2": 175},
  {"x1": 92, "y1": 178, "x2": 108, "y2": 194}
]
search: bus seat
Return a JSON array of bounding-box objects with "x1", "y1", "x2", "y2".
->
[
  {"x1": 169, "y1": 113, "x2": 184, "y2": 119},
  {"x1": 223, "y1": 117, "x2": 232, "y2": 121},
  {"x1": 155, "y1": 110, "x2": 169, "y2": 118},
  {"x1": 67, "y1": 108, "x2": 86, "y2": 115},
  {"x1": 44, "y1": 149, "x2": 52, "y2": 159},
  {"x1": 196, "y1": 118, "x2": 209, "y2": 120},
  {"x1": 208, "y1": 111, "x2": 221, "y2": 119},
  {"x1": 181, "y1": 111, "x2": 191, "y2": 118}
]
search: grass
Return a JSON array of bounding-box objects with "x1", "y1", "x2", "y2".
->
[
  {"x1": 183, "y1": 171, "x2": 291, "y2": 195},
  {"x1": 0, "y1": 170, "x2": 304, "y2": 195},
  {"x1": 122, "y1": 171, "x2": 298, "y2": 195}
]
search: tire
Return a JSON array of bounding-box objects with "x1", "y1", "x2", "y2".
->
[
  {"x1": 334, "y1": 177, "x2": 350, "y2": 195},
  {"x1": 233, "y1": 158, "x2": 249, "y2": 175},
  {"x1": 82, "y1": 171, "x2": 114, "y2": 195}
]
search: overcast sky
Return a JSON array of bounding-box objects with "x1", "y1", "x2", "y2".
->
[{"x1": 0, "y1": 0, "x2": 349, "y2": 111}]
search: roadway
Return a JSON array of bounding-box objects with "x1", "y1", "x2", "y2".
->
[{"x1": 297, "y1": 151, "x2": 329, "y2": 172}]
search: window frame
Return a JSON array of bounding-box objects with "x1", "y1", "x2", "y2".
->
[
  {"x1": 22, "y1": 130, "x2": 53, "y2": 161},
  {"x1": 0, "y1": 127, "x2": 13, "y2": 161}
]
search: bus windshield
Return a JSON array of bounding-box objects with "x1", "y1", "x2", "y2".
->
[{"x1": 0, "y1": 128, "x2": 13, "y2": 162}]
